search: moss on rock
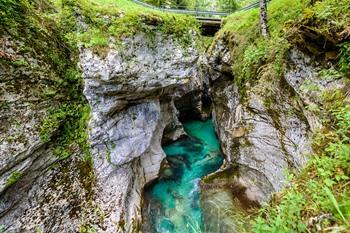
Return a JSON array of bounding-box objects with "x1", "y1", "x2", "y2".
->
[{"x1": 213, "y1": 0, "x2": 350, "y2": 231}]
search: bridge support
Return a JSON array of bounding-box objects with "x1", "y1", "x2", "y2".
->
[{"x1": 197, "y1": 18, "x2": 222, "y2": 36}]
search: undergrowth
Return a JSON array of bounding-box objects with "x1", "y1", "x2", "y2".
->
[
  {"x1": 53, "y1": 0, "x2": 200, "y2": 53},
  {"x1": 218, "y1": 0, "x2": 350, "y2": 97},
  {"x1": 216, "y1": 0, "x2": 350, "y2": 232},
  {"x1": 253, "y1": 92, "x2": 350, "y2": 232}
]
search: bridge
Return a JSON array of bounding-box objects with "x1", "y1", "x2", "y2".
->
[{"x1": 132, "y1": 0, "x2": 261, "y2": 35}]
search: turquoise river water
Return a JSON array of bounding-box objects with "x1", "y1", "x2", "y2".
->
[{"x1": 145, "y1": 119, "x2": 223, "y2": 233}]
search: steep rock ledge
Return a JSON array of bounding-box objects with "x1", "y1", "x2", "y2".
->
[
  {"x1": 0, "y1": 33, "x2": 93, "y2": 232},
  {"x1": 0, "y1": 29, "x2": 206, "y2": 232},
  {"x1": 80, "y1": 33, "x2": 204, "y2": 232},
  {"x1": 202, "y1": 38, "x2": 346, "y2": 208}
]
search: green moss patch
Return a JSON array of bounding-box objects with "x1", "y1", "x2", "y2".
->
[
  {"x1": 1, "y1": 0, "x2": 91, "y2": 161},
  {"x1": 54, "y1": 0, "x2": 200, "y2": 53},
  {"x1": 216, "y1": 0, "x2": 350, "y2": 97},
  {"x1": 214, "y1": 0, "x2": 350, "y2": 231},
  {"x1": 6, "y1": 171, "x2": 23, "y2": 187}
]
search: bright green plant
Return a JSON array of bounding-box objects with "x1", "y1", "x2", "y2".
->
[
  {"x1": 319, "y1": 68, "x2": 343, "y2": 81},
  {"x1": 338, "y1": 42, "x2": 350, "y2": 74},
  {"x1": 58, "y1": 0, "x2": 200, "y2": 52},
  {"x1": 6, "y1": 171, "x2": 23, "y2": 187},
  {"x1": 253, "y1": 94, "x2": 350, "y2": 232}
]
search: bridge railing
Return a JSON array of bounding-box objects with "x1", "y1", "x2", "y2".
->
[{"x1": 131, "y1": 0, "x2": 263, "y2": 17}]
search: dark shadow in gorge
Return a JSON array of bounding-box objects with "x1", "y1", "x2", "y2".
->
[
  {"x1": 142, "y1": 88, "x2": 222, "y2": 233},
  {"x1": 174, "y1": 89, "x2": 212, "y2": 123}
]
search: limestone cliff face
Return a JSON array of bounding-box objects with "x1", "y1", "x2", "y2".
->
[
  {"x1": 0, "y1": 34, "x2": 93, "y2": 232},
  {"x1": 203, "y1": 38, "x2": 347, "y2": 206},
  {"x1": 80, "y1": 33, "x2": 203, "y2": 232},
  {"x1": 0, "y1": 30, "x2": 204, "y2": 232}
]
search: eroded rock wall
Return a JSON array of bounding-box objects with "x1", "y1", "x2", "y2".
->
[
  {"x1": 0, "y1": 34, "x2": 93, "y2": 233},
  {"x1": 80, "y1": 33, "x2": 204, "y2": 232},
  {"x1": 204, "y1": 39, "x2": 346, "y2": 205},
  {"x1": 0, "y1": 28, "x2": 205, "y2": 232}
]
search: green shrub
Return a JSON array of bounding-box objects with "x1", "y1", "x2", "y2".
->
[
  {"x1": 338, "y1": 42, "x2": 350, "y2": 74},
  {"x1": 252, "y1": 94, "x2": 350, "y2": 232},
  {"x1": 219, "y1": 0, "x2": 350, "y2": 95}
]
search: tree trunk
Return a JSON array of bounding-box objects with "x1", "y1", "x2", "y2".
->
[{"x1": 259, "y1": 0, "x2": 269, "y2": 37}]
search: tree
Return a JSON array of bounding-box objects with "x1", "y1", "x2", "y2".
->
[
  {"x1": 218, "y1": 0, "x2": 238, "y2": 12},
  {"x1": 144, "y1": 0, "x2": 238, "y2": 11},
  {"x1": 187, "y1": 0, "x2": 209, "y2": 11},
  {"x1": 144, "y1": 0, "x2": 189, "y2": 9},
  {"x1": 259, "y1": 0, "x2": 269, "y2": 37}
]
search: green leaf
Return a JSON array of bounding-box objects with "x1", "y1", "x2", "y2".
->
[{"x1": 324, "y1": 187, "x2": 346, "y2": 222}]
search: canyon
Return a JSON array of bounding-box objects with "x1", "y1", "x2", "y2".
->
[{"x1": 1, "y1": 0, "x2": 349, "y2": 232}]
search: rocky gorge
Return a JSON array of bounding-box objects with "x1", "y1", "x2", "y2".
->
[
  {"x1": 0, "y1": 0, "x2": 349, "y2": 232},
  {"x1": 200, "y1": 39, "x2": 348, "y2": 232},
  {"x1": 80, "y1": 32, "x2": 210, "y2": 232}
]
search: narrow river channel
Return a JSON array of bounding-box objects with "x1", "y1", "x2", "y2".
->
[{"x1": 144, "y1": 119, "x2": 223, "y2": 233}]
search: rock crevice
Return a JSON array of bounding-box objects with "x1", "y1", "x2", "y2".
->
[
  {"x1": 202, "y1": 38, "x2": 346, "y2": 206},
  {"x1": 81, "y1": 33, "x2": 206, "y2": 232}
]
